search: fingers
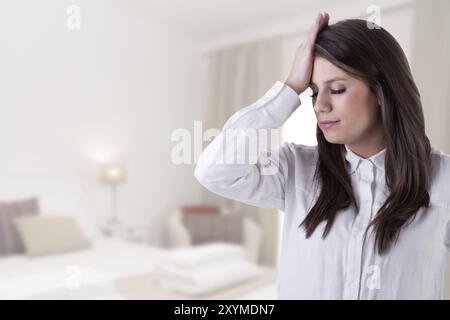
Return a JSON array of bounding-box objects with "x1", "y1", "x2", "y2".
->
[
  {"x1": 319, "y1": 12, "x2": 329, "y2": 27},
  {"x1": 307, "y1": 12, "x2": 329, "y2": 45}
]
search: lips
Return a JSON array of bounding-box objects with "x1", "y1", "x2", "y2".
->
[
  {"x1": 319, "y1": 120, "x2": 340, "y2": 129},
  {"x1": 319, "y1": 120, "x2": 339, "y2": 124}
]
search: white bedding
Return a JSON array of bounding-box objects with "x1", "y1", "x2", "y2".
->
[
  {"x1": 0, "y1": 238, "x2": 166, "y2": 299},
  {"x1": 0, "y1": 238, "x2": 276, "y2": 300}
]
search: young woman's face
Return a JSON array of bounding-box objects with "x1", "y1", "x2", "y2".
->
[{"x1": 310, "y1": 57, "x2": 383, "y2": 150}]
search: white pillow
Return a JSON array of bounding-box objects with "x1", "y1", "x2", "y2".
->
[
  {"x1": 13, "y1": 215, "x2": 92, "y2": 257},
  {"x1": 167, "y1": 210, "x2": 191, "y2": 248},
  {"x1": 41, "y1": 211, "x2": 102, "y2": 241}
]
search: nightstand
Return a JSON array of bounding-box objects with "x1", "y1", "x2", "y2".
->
[{"x1": 100, "y1": 222, "x2": 147, "y2": 243}]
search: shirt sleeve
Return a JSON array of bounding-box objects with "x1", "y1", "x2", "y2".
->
[{"x1": 194, "y1": 81, "x2": 301, "y2": 211}]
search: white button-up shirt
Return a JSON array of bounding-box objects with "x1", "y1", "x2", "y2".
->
[{"x1": 194, "y1": 81, "x2": 450, "y2": 299}]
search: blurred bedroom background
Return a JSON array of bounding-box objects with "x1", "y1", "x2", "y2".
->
[{"x1": 0, "y1": 0, "x2": 449, "y2": 299}]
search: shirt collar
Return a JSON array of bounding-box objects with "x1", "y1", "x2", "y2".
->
[{"x1": 344, "y1": 144, "x2": 386, "y2": 174}]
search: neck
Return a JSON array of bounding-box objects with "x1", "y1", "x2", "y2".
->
[
  {"x1": 346, "y1": 143, "x2": 385, "y2": 159},
  {"x1": 346, "y1": 134, "x2": 385, "y2": 159},
  {"x1": 346, "y1": 121, "x2": 386, "y2": 158}
]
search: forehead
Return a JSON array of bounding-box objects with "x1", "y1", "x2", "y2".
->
[{"x1": 310, "y1": 57, "x2": 350, "y2": 86}]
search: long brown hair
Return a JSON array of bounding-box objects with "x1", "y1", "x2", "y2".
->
[{"x1": 299, "y1": 19, "x2": 432, "y2": 255}]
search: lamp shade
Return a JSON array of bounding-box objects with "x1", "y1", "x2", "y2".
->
[{"x1": 100, "y1": 163, "x2": 126, "y2": 185}]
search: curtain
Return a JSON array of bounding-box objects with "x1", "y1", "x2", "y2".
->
[
  {"x1": 410, "y1": 0, "x2": 450, "y2": 299},
  {"x1": 412, "y1": 0, "x2": 450, "y2": 153}
]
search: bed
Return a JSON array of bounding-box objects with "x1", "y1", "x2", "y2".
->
[
  {"x1": 0, "y1": 175, "x2": 280, "y2": 300},
  {"x1": 0, "y1": 237, "x2": 277, "y2": 300}
]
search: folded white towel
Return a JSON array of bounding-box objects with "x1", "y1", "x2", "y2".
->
[
  {"x1": 156, "y1": 259, "x2": 263, "y2": 296},
  {"x1": 165, "y1": 242, "x2": 247, "y2": 269}
]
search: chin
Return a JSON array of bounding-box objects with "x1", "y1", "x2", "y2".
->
[{"x1": 323, "y1": 133, "x2": 344, "y2": 144}]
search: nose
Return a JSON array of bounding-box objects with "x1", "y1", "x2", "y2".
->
[{"x1": 313, "y1": 93, "x2": 332, "y2": 113}]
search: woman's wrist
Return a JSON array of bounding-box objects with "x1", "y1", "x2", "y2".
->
[{"x1": 284, "y1": 80, "x2": 302, "y2": 95}]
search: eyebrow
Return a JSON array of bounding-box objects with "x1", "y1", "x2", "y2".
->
[{"x1": 310, "y1": 77, "x2": 349, "y2": 86}]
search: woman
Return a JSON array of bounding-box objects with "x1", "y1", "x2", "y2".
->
[{"x1": 194, "y1": 12, "x2": 450, "y2": 299}]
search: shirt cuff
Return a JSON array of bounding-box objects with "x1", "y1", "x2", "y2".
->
[{"x1": 264, "y1": 81, "x2": 301, "y2": 125}]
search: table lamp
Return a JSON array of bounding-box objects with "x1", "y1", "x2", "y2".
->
[{"x1": 100, "y1": 163, "x2": 126, "y2": 224}]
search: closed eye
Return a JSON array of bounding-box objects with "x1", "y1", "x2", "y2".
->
[
  {"x1": 310, "y1": 88, "x2": 346, "y2": 98},
  {"x1": 331, "y1": 88, "x2": 346, "y2": 94}
]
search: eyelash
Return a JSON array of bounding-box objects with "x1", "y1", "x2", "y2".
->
[{"x1": 310, "y1": 88, "x2": 346, "y2": 98}]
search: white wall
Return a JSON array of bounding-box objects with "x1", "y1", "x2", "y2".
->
[{"x1": 0, "y1": 0, "x2": 204, "y2": 246}]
